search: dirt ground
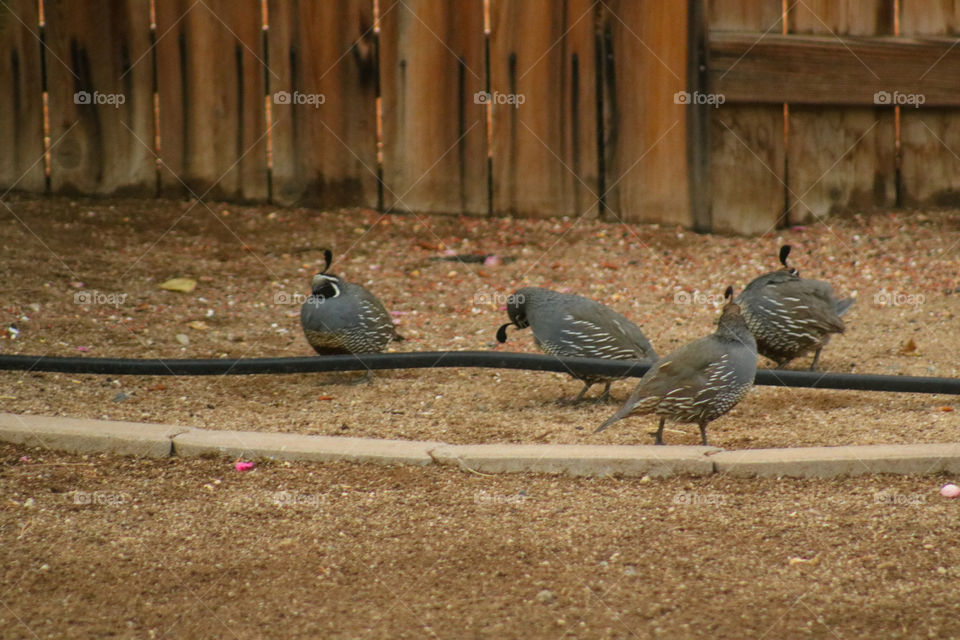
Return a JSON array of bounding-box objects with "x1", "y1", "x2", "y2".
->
[
  {"x1": 0, "y1": 443, "x2": 958, "y2": 639},
  {"x1": 1, "y1": 196, "x2": 959, "y2": 638},
  {"x1": 0, "y1": 195, "x2": 957, "y2": 448}
]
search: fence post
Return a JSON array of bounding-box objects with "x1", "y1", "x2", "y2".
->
[
  {"x1": 600, "y1": 0, "x2": 692, "y2": 227},
  {"x1": 379, "y1": 0, "x2": 488, "y2": 216},
  {"x1": 45, "y1": 0, "x2": 155, "y2": 196},
  {"x1": 267, "y1": 0, "x2": 378, "y2": 209},
  {"x1": 708, "y1": 0, "x2": 785, "y2": 235},
  {"x1": 0, "y1": 0, "x2": 45, "y2": 193},
  {"x1": 785, "y1": 0, "x2": 896, "y2": 225},
  {"x1": 900, "y1": 0, "x2": 960, "y2": 207},
  {"x1": 156, "y1": 0, "x2": 267, "y2": 201}
]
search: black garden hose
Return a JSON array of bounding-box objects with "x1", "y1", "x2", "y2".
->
[{"x1": 0, "y1": 352, "x2": 957, "y2": 395}]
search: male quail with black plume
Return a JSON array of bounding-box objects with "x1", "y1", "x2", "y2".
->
[
  {"x1": 300, "y1": 250, "x2": 404, "y2": 356},
  {"x1": 595, "y1": 287, "x2": 756, "y2": 446},
  {"x1": 496, "y1": 287, "x2": 657, "y2": 403},
  {"x1": 736, "y1": 245, "x2": 853, "y2": 370}
]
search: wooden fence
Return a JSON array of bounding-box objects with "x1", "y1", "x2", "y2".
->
[{"x1": 1, "y1": 0, "x2": 959, "y2": 234}]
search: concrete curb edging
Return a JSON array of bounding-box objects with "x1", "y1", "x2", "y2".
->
[
  {"x1": 713, "y1": 444, "x2": 960, "y2": 478},
  {"x1": 0, "y1": 413, "x2": 190, "y2": 458},
  {"x1": 174, "y1": 429, "x2": 440, "y2": 466},
  {"x1": 1, "y1": 413, "x2": 959, "y2": 478},
  {"x1": 429, "y1": 443, "x2": 720, "y2": 477}
]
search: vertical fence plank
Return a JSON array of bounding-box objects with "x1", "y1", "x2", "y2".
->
[
  {"x1": 600, "y1": 0, "x2": 690, "y2": 226},
  {"x1": 379, "y1": 0, "x2": 487, "y2": 215},
  {"x1": 489, "y1": 0, "x2": 597, "y2": 218},
  {"x1": 0, "y1": 0, "x2": 45, "y2": 193},
  {"x1": 709, "y1": 0, "x2": 784, "y2": 234},
  {"x1": 267, "y1": 0, "x2": 378, "y2": 209},
  {"x1": 900, "y1": 1, "x2": 960, "y2": 206},
  {"x1": 156, "y1": 0, "x2": 267, "y2": 201},
  {"x1": 44, "y1": 0, "x2": 154, "y2": 196},
  {"x1": 786, "y1": 0, "x2": 896, "y2": 224}
]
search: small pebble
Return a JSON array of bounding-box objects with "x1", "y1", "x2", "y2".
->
[
  {"x1": 113, "y1": 392, "x2": 129, "y2": 403},
  {"x1": 536, "y1": 589, "x2": 556, "y2": 603},
  {"x1": 175, "y1": 334, "x2": 189, "y2": 346}
]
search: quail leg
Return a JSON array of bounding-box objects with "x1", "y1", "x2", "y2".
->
[
  {"x1": 594, "y1": 381, "x2": 613, "y2": 404},
  {"x1": 698, "y1": 421, "x2": 709, "y2": 446},
  {"x1": 562, "y1": 381, "x2": 594, "y2": 405},
  {"x1": 654, "y1": 417, "x2": 666, "y2": 445},
  {"x1": 809, "y1": 347, "x2": 823, "y2": 371}
]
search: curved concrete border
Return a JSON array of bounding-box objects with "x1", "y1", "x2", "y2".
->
[{"x1": 1, "y1": 412, "x2": 959, "y2": 479}]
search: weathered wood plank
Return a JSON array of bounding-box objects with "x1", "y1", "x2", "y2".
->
[
  {"x1": 785, "y1": 0, "x2": 896, "y2": 224},
  {"x1": 709, "y1": 0, "x2": 785, "y2": 235},
  {"x1": 379, "y1": 0, "x2": 487, "y2": 215},
  {"x1": 267, "y1": 0, "x2": 378, "y2": 209},
  {"x1": 708, "y1": 0, "x2": 783, "y2": 30},
  {"x1": 156, "y1": 0, "x2": 267, "y2": 201},
  {"x1": 900, "y1": 0, "x2": 960, "y2": 206},
  {"x1": 489, "y1": 0, "x2": 598, "y2": 218},
  {"x1": 45, "y1": 0, "x2": 155, "y2": 196},
  {"x1": 710, "y1": 34, "x2": 960, "y2": 106},
  {"x1": 600, "y1": 0, "x2": 690, "y2": 226},
  {"x1": 0, "y1": 0, "x2": 45, "y2": 193}
]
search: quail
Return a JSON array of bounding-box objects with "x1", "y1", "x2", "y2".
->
[
  {"x1": 496, "y1": 287, "x2": 657, "y2": 403},
  {"x1": 736, "y1": 245, "x2": 853, "y2": 370},
  {"x1": 595, "y1": 287, "x2": 756, "y2": 446},
  {"x1": 300, "y1": 250, "x2": 404, "y2": 356}
]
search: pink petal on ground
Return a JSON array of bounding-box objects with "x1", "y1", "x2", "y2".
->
[
  {"x1": 234, "y1": 461, "x2": 255, "y2": 472},
  {"x1": 76, "y1": 346, "x2": 90, "y2": 352}
]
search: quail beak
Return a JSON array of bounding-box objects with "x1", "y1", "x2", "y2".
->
[{"x1": 495, "y1": 322, "x2": 515, "y2": 343}]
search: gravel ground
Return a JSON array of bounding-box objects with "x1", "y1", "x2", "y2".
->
[
  {"x1": 2, "y1": 443, "x2": 959, "y2": 639},
  {"x1": 2, "y1": 197, "x2": 959, "y2": 638},
  {"x1": 0, "y1": 195, "x2": 957, "y2": 447}
]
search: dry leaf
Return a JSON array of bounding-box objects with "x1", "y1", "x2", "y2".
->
[
  {"x1": 899, "y1": 338, "x2": 918, "y2": 355},
  {"x1": 159, "y1": 278, "x2": 197, "y2": 293},
  {"x1": 187, "y1": 321, "x2": 209, "y2": 331}
]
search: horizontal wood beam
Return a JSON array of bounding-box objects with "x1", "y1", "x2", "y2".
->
[{"x1": 710, "y1": 33, "x2": 960, "y2": 106}]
